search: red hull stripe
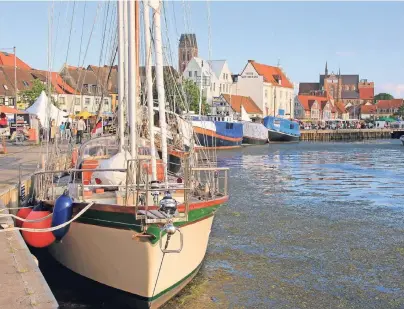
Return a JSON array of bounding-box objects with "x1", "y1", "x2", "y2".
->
[{"x1": 193, "y1": 126, "x2": 243, "y2": 142}]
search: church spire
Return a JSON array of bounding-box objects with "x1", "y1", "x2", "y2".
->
[{"x1": 325, "y1": 61, "x2": 328, "y2": 76}]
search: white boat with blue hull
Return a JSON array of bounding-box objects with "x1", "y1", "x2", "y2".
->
[{"x1": 263, "y1": 116, "x2": 300, "y2": 142}]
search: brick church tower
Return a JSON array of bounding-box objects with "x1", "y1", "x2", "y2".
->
[{"x1": 178, "y1": 34, "x2": 198, "y2": 74}]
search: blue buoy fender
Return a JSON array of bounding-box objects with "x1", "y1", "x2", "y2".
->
[{"x1": 51, "y1": 192, "x2": 73, "y2": 241}]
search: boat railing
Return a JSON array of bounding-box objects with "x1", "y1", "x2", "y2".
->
[{"x1": 32, "y1": 162, "x2": 229, "y2": 224}]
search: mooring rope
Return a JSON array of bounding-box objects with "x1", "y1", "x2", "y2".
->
[
  {"x1": 0, "y1": 202, "x2": 94, "y2": 233},
  {"x1": 0, "y1": 212, "x2": 53, "y2": 223}
]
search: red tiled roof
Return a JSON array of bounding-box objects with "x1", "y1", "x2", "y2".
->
[
  {"x1": 30, "y1": 69, "x2": 78, "y2": 95},
  {"x1": 361, "y1": 104, "x2": 377, "y2": 114},
  {"x1": 222, "y1": 94, "x2": 262, "y2": 114},
  {"x1": 335, "y1": 101, "x2": 347, "y2": 114},
  {"x1": 297, "y1": 95, "x2": 328, "y2": 111},
  {"x1": 359, "y1": 87, "x2": 374, "y2": 100},
  {"x1": 376, "y1": 99, "x2": 404, "y2": 109},
  {"x1": 0, "y1": 52, "x2": 31, "y2": 70},
  {"x1": 249, "y1": 60, "x2": 293, "y2": 89}
]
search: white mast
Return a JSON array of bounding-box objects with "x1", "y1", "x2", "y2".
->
[
  {"x1": 123, "y1": 0, "x2": 129, "y2": 132},
  {"x1": 198, "y1": 60, "x2": 203, "y2": 117},
  {"x1": 152, "y1": 1, "x2": 168, "y2": 185},
  {"x1": 117, "y1": 0, "x2": 125, "y2": 152},
  {"x1": 143, "y1": 1, "x2": 157, "y2": 180},
  {"x1": 128, "y1": 0, "x2": 137, "y2": 158}
]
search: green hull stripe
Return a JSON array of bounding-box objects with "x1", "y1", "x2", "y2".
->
[
  {"x1": 149, "y1": 262, "x2": 202, "y2": 302},
  {"x1": 77, "y1": 204, "x2": 223, "y2": 244}
]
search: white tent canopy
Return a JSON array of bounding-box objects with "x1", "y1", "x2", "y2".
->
[{"x1": 26, "y1": 91, "x2": 68, "y2": 128}]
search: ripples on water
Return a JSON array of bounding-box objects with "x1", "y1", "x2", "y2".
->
[
  {"x1": 35, "y1": 140, "x2": 404, "y2": 308},
  {"x1": 167, "y1": 140, "x2": 404, "y2": 309}
]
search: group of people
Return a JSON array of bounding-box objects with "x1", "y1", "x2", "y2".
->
[
  {"x1": 299, "y1": 120, "x2": 389, "y2": 130},
  {"x1": 45, "y1": 116, "x2": 87, "y2": 144}
]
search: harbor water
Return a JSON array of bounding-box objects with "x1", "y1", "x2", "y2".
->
[{"x1": 33, "y1": 139, "x2": 404, "y2": 308}]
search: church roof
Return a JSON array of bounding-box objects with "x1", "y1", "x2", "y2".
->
[
  {"x1": 299, "y1": 82, "x2": 320, "y2": 94},
  {"x1": 320, "y1": 74, "x2": 359, "y2": 86},
  {"x1": 179, "y1": 34, "x2": 197, "y2": 48}
]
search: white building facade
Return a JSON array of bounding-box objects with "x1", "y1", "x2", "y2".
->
[
  {"x1": 182, "y1": 57, "x2": 233, "y2": 104},
  {"x1": 52, "y1": 94, "x2": 112, "y2": 114},
  {"x1": 234, "y1": 60, "x2": 294, "y2": 118}
]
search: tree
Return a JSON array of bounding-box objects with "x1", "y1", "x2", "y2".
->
[
  {"x1": 182, "y1": 79, "x2": 210, "y2": 114},
  {"x1": 20, "y1": 79, "x2": 46, "y2": 107},
  {"x1": 394, "y1": 105, "x2": 404, "y2": 117},
  {"x1": 374, "y1": 92, "x2": 394, "y2": 103}
]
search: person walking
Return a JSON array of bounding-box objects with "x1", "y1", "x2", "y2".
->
[
  {"x1": 59, "y1": 122, "x2": 65, "y2": 141},
  {"x1": 65, "y1": 121, "x2": 72, "y2": 141},
  {"x1": 76, "y1": 116, "x2": 86, "y2": 144}
]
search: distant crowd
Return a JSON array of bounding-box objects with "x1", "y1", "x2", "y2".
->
[{"x1": 299, "y1": 120, "x2": 390, "y2": 130}]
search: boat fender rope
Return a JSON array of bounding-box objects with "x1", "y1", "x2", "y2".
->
[
  {"x1": 0, "y1": 212, "x2": 53, "y2": 223},
  {"x1": 0, "y1": 202, "x2": 94, "y2": 233}
]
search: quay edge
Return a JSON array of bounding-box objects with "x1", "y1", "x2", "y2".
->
[{"x1": 0, "y1": 171, "x2": 58, "y2": 309}]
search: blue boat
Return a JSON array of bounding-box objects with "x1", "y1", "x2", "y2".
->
[
  {"x1": 188, "y1": 115, "x2": 243, "y2": 149},
  {"x1": 263, "y1": 116, "x2": 300, "y2": 142}
]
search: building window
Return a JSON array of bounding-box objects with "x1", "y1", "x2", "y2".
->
[
  {"x1": 104, "y1": 99, "x2": 109, "y2": 105},
  {"x1": 213, "y1": 83, "x2": 215, "y2": 91},
  {"x1": 95, "y1": 98, "x2": 100, "y2": 105},
  {"x1": 182, "y1": 53, "x2": 185, "y2": 61},
  {"x1": 59, "y1": 97, "x2": 65, "y2": 104},
  {"x1": 223, "y1": 73, "x2": 225, "y2": 80},
  {"x1": 188, "y1": 71, "x2": 192, "y2": 78},
  {"x1": 194, "y1": 71, "x2": 198, "y2": 77},
  {"x1": 22, "y1": 81, "x2": 29, "y2": 87},
  {"x1": 93, "y1": 85, "x2": 97, "y2": 93},
  {"x1": 0, "y1": 97, "x2": 4, "y2": 104},
  {"x1": 219, "y1": 84, "x2": 221, "y2": 92},
  {"x1": 85, "y1": 98, "x2": 90, "y2": 105},
  {"x1": 75, "y1": 98, "x2": 80, "y2": 105},
  {"x1": 265, "y1": 90, "x2": 267, "y2": 98}
]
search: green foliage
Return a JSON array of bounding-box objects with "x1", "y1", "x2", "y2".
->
[
  {"x1": 20, "y1": 79, "x2": 46, "y2": 107},
  {"x1": 182, "y1": 79, "x2": 210, "y2": 114},
  {"x1": 394, "y1": 105, "x2": 404, "y2": 117},
  {"x1": 374, "y1": 92, "x2": 394, "y2": 103}
]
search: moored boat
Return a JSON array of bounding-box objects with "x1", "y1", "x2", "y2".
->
[
  {"x1": 15, "y1": 1, "x2": 230, "y2": 308},
  {"x1": 241, "y1": 121, "x2": 268, "y2": 145},
  {"x1": 189, "y1": 115, "x2": 243, "y2": 149},
  {"x1": 263, "y1": 116, "x2": 300, "y2": 142}
]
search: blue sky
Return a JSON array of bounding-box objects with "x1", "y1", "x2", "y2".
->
[{"x1": 0, "y1": 1, "x2": 403, "y2": 97}]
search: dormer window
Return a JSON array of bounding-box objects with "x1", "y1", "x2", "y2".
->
[
  {"x1": 22, "y1": 81, "x2": 29, "y2": 87},
  {"x1": 3, "y1": 85, "x2": 8, "y2": 90}
]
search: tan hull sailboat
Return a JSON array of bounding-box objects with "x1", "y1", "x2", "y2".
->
[{"x1": 27, "y1": 1, "x2": 230, "y2": 308}]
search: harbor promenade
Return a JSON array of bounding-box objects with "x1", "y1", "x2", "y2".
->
[
  {"x1": 300, "y1": 128, "x2": 397, "y2": 141},
  {"x1": 0, "y1": 144, "x2": 58, "y2": 309}
]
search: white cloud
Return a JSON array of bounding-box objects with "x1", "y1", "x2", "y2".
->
[
  {"x1": 376, "y1": 83, "x2": 404, "y2": 98},
  {"x1": 335, "y1": 51, "x2": 356, "y2": 57}
]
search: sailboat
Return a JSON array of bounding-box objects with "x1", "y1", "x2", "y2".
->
[{"x1": 26, "y1": 1, "x2": 229, "y2": 308}]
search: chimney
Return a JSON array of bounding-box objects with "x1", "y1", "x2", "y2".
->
[{"x1": 248, "y1": 60, "x2": 255, "y2": 63}]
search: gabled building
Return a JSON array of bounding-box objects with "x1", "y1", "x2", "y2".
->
[
  {"x1": 59, "y1": 64, "x2": 112, "y2": 113},
  {"x1": 234, "y1": 60, "x2": 294, "y2": 118},
  {"x1": 295, "y1": 95, "x2": 337, "y2": 120},
  {"x1": 299, "y1": 62, "x2": 374, "y2": 107},
  {"x1": 183, "y1": 57, "x2": 233, "y2": 104},
  {"x1": 211, "y1": 93, "x2": 262, "y2": 120}
]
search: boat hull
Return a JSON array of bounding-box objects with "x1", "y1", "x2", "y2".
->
[
  {"x1": 48, "y1": 207, "x2": 218, "y2": 308},
  {"x1": 195, "y1": 132, "x2": 242, "y2": 148},
  {"x1": 242, "y1": 136, "x2": 268, "y2": 145},
  {"x1": 268, "y1": 129, "x2": 300, "y2": 142}
]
